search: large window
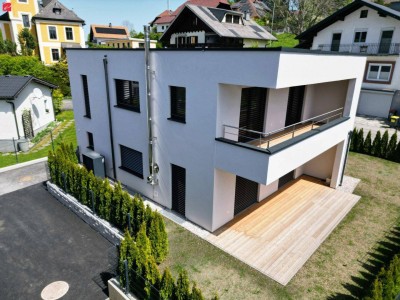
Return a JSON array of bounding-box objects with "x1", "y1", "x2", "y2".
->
[
  {"x1": 120, "y1": 145, "x2": 143, "y2": 178},
  {"x1": 51, "y1": 48, "x2": 60, "y2": 61},
  {"x1": 65, "y1": 27, "x2": 73, "y2": 40},
  {"x1": 354, "y1": 31, "x2": 367, "y2": 43},
  {"x1": 115, "y1": 79, "x2": 140, "y2": 112},
  {"x1": 365, "y1": 62, "x2": 394, "y2": 83},
  {"x1": 22, "y1": 14, "x2": 30, "y2": 28},
  {"x1": 48, "y1": 26, "x2": 57, "y2": 40},
  {"x1": 169, "y1": 86, "x2": 186, "y2": 123},
  {"x1": 82, "y1": 75, "x2": 91, "y2": 118}
]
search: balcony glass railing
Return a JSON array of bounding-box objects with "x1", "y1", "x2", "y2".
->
[
  {"x1": 317, "y1": 43, "x2": 400, "y2": 55},
  {"x1": 222, "y1": 108, "x2": 344, "y2": 150}
]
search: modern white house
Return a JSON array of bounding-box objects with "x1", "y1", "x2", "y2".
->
[
  {"x1": 297, "y1": 0, "x2": 400, "y2": 118},
  {"x1": 66, "y1": 47, "x2": 365, "y2": 232},
  {"x1": 0, "y1": 75, "x2": 57, "y2": 152}
]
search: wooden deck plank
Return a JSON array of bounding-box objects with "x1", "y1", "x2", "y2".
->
[{"x1": 205, "y1": 176, "x2": 360, "y2": 286}]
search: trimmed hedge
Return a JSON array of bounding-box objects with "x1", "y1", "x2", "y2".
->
[
  {"x1": 365, "y1": 255, "x2": 400, "y2": 300},
  {"x1": 351, "y1": 129, "x2": 400, "y2": 163},
  {"x1": 47, "y1": 143, "x2": 168, "y2": 263}
]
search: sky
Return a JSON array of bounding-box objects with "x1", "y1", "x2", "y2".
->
[{"x1": 61, "y1": 0, "x2": 184, "y2": 36}]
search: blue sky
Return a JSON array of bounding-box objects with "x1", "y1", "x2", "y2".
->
[{"x1": 61, "y1": 0, "x2": 184, "y2": 36}]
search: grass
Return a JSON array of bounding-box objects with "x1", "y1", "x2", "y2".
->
[
  {"x1": 0, "y1": 110, "x2": 76, "y2": 169},
  {"x1": 160, "y1": 152, "x2": 400, "y2": 299}
]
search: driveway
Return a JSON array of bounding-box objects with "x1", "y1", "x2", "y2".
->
[
  {"x1": 355, "y1": 114, "x2": 400, "y2": 140},
  {"x1": 0, "y1": 183, "x2": 114, "y2": 299}
]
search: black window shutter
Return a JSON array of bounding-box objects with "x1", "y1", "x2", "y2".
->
[
  {"x1": 120, "y1": 145, "x2": 143, "y2": 178},
  {"x1": 171, "y1": 164, "x2": 186, "y2": 216},
  {"x1": 115, "y1": 79, "x2": 140, "y2": 112},
  {"x1": 170, "y1": 86, "x2": 186, "y2": 122},
  {"x1": 82, "y1": 75, "x2": 91, "y2": 118}
]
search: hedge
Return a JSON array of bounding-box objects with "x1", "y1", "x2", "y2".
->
[
  {"x1": 47, "y1": 143, "x2": 168, "y2": 263},
  {"x1": 350, "y1": 129, "x2": 400, "y2": 163},
  {"x1": 365, "y1": 255, "x2": 400, "y2": 300}
]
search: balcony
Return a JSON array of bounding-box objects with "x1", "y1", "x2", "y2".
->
[
  {"x1": 220, "y1": 108, "x2": 344, "y2": 152},
  {"x1": 316, "y1": 43, "x2": 400, "y2": 55},
  {"x1": 215, "y1": 108, "x2": 350, "y2": 184}
]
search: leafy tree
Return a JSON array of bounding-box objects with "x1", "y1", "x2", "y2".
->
[
  {"x1": 52, "y1": 89, "x2": 63, "y2": 114},
  {"x1": 363, "y1": 131, "x2": 372, "y2": 155},
  {"x1": 49, "y1": 59, "x2": 70, "y2": 96},
  {"x1": 372, "y1": 131, "x2": 382, "y2": 157},
  {"x1": 269, "y1": 33, "x2": 299, "y2": 48},
  {"x1": 18, "y1": 28, "x2": 36, "y2": 56}
]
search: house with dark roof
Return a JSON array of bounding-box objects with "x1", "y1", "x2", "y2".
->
[
  {"x1": 160, "y1": 4, "x2": 276, "y2": 48},
  {"x1": 297, "y1": 0, "x2": 400, "y2": 118},
  {"x1": 231, "y1": 0, "x2": 271, "y2": 20},
  {"x1": 0, "y1": 75, "x2": 57, "y2": 152},
  {"x1": 90, "y1": 24, "x2": 130, "y2": 45},
  {"x1": 0, "y1": 0, "x2": 85, "y2": 65},
  {"x1": 150, "y1": 0, "x2": 231, "y2": 33}
]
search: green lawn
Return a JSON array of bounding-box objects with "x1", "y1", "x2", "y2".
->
[
  {"x1": 160, "y1": 153, "x2": 400, "y2": 299},
  {"x1": 0, "y1": 111, "x2": 76, "y2": 169}
]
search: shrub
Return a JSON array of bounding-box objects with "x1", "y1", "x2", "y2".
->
[
  {"x1": 160, "y1": 268, "x2": 175, "y2": 300},
  {"x1": 191, "y1": 282, "x2": 205, "y2": 300},
  {"x1": 350, "y1": 128, "x2": 358, "y2": 152},
  {"x1": 380, "y1": 130, "x2": 389, "y2": 158},
  {"x1": 363, "y1": 131, "x2": 372, "y2": 155},
  {"x1": 355, "y1": 128, "x2": 364, "y2": 153},
  {"x1": 387, "y1": 132, "x2": 398, "y2": 160},
  {"x1": 52, "y1": 89, "x2": 64, "y2": 114},
  {"x1": 372, "y1": 131, "x2": 382, "y2": 157},
  {"x1": 395, "y1": 141, "x2": 400, "y2": 163},
  {"x1": 175, "y1": 270, "x2": 191, "y2": 300},
  {"x1": 148, "y1": 212, "x2": 169, "y2": 263}
]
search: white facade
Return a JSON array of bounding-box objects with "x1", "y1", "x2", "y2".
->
[
  {"x1": 309, "y1": 4, "x2": 400, "y2": 117},
  {"x1": 67, "y1": 48, "x2": 365, "y2": 232},
  {"x1": 0, "y1": 81, "x2": 55, "y2": 141}
]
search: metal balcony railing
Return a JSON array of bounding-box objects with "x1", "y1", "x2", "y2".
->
[
  {"x1": 222, "y1": 107, "x2": 344, "y2": 150},
  {"x1": 316, "y1": 43, "x2": 400, "y2": 55}
]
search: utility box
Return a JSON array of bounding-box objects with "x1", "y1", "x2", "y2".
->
[{"x1": 82, "y1": 151, "x2": 106, "y2": 178}]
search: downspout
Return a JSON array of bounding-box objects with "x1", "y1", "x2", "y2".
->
[
  {"x1": 144, "y1": 25, "x2": 159, "y2": 185},
  {"x1": 103, "y1": 55, "x2": 117, "y2": 180},
  {"x1": 6, "y1": 100, "x2": 20, "y2": 139},
  {"x1": 340, "y1": 130, "x2": 352, "y2": 186}
]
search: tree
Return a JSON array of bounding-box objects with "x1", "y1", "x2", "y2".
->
[
  {"x1": 160, "y1": 268, "x2": 175, "y2": 300},
  {"x1": 379, "y1": 130, "x2": 389, "y2": 158},
  {"x1": 49, "y1": 59, "x2": 70, "y2": 96},
  {"x1": 363, "y1": 131, "x2": 372, "y2": 155},
  {"x1": 372, "y1": 131, "x2": 382, "y2": 157},
  {"x1": 18, "y1": 28, "x2": 36, "y2": 56},
  {"x1": 386, "y1": 132, "x2": 397, "y2": 160},
  {"x1": 394, "y1": 141, "x2": 400, "y2": 163},
  {"x1": 148, "y1": 212, "x2": 169, "y2": 263},
  {"x1": 191, "y1": 282, "x2": 205, "y2": 300},
  {"x1": 355, "y1": 128, "x2": 364, "y2": 153},
  {"x1": 175, "y1": 270, "x2": 191, "y2": 300},
  {"x1": 52, "y1": 89, "x2": 63, "y2": 114}
]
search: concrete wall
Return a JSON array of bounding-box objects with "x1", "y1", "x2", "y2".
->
[
  {"x1": 67, "y1": 49, "x2": 365, "y2": 232},
  {"x1": 301, "y1": 145, "x2": 337, "y2": 180}
]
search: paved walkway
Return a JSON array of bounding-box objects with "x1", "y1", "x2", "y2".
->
[{"x1": 355, "y1": 114, "x2": 399, "y2": 140}]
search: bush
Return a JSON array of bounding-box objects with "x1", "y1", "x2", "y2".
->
[
  {"x1": 160, "y1": 268, "x2": 175, "y2": 300},
  {"x1": 52, "y1": 89, "x2": 64, "y2": 114},
  {"x1": 363, "y1": 131, "x2": 372, "y2": 155},
  {"x1": 387, "y1": 132, "x2": 398, "y2": 160},
  {"x1": 355, "y1": 128, "x2": 364, "y2": 153},
  {"x1": 175, "y1": 270, "x2": 191, "y2": 300},
  {"x1": 380, "y1": 130, "x2": 389, "y2": 159},
  {"x1": 372, "y1": 131, "x2": 382, "y2": 157}
]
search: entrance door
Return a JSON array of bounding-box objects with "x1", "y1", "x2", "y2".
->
[
  {"x1": 238, "y1": 87, "x2": 267, "y2": 142},
  {"x1": 285, "y1": 85, "x2": 305, "y2": 127},
  {"x1": 278, "y1": 171, "x2": 295, "y2": 188},
  {"x1": 171, "y1": 164, "x2": 186, "y2": 217},
  {"x1": 330, "y1": 33, "x2": 341, "y2": 51},
  {"x1": 234, "y1": 176, "x2": 258, "y2": 215},
  {"x1": 379, "y1": 30, "x2": 393, "y2": 54},
  {"x1": 22, "y1": 110, "x2": 34, "y2": 139}
]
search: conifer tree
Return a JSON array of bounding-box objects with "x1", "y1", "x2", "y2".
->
[
  {"x1": 363, "y1": 131, "x2": 372, "y2": 155},
  {"x1": 380, "y1": 130, "x2": 389, "y2": 158},
  {"x1": 191, "y1": 282, "x2": 205, "y2": 300},
  {"x1": 148, "y1": 212, "x2": 169, "y2": 263},
  {"x1": 175, "y1": 270, "x2": 191, "y2": 300},
  {"x1": 112, "y1": 181, "x2": 123, "y2": 227},
  {"x1": 121, "y1": 191, "x2": 133, "y2": 231},
  {"x1": 160, "y1": 268, "x2": 175, "y2": 300},
  {"x1": 395, "y1": 141, "x2": 400, "y2": 163},
  {"x1": 133, "y1": 197, "x2": 146, "y2": 234},
  {"x1": 355, "y1": 128, "x2": 364, "y2": 153},
  {"x1": 80, "y1": 167, "x2": 89, "y2": 205},
  {"x1": 387, "y1": 132, "x2": 398, "y2": 160},
  {"x1": 372, "y1": 131, "x2": 382, "y2": 157},
  {"x1": 350, "y1": 128, "x2": 358, "y2": 152}
]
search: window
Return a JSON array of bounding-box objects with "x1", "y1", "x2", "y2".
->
[
  {"x1": 48, "y1": 26, "x2": 57, "y2": 40},
  {"x1": 22, "y1": 14, "x2": 30, "y2": 28},
  {"x1": 365, "y1": 62, "x2": 394, "y2": 83},
  {"x1": 162, "y1": 25, "x2": 164, "y2": 30},
  {"x1": 226, "y1": 14, "x2": 232, "y2": 23},
  {"x1": 169, "y1": 86, "x2": 186, "y2": 123},
  {"x1": 115, "y1": 79, "x2": 140, "y2": 112},
  {"x1": 82, "y1": 75, "x2": 91, "y2": 118},
  {"x1": 233, "y1": 15, "x2": 240, "y2": 24},
  {"x1": 139, "y1": 43, "x2": 144, "y2": 48},
  {"x1": 120, "y1": 145, "x2": 143, "y2": 178},
  {"x1": 51, "y1": 48, "x2": 60, "y2": 61},
  {"x1": 360, "y1": 10, "x2": 368, "y2": 18},
  {"x1": 354, "y1": 31, "x2": 367, "y2": 43},
  {"x1": 87, "y1": 132, "x2": 94, "y2": 150},
  {"x1": 18, "y1": 0, "x2": 27, "y2": 2},
  {"x1": 65, "y1": 27, "x2": 73, "y2": 40}
]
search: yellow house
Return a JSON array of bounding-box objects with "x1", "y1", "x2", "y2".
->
[
  {"x1": 104, "y1": 38, "x2": 157, "y2": 49},
  {"x1": 0, "y1": 0, "x2": 85, "y2": 64}
]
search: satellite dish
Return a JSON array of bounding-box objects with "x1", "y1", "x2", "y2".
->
[{"x1": 33, "y1": 88, "x2": 43, "y2": 98}]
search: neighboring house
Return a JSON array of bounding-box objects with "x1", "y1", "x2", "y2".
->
[
  {"x1": 89, "y1": 24, "x2": 129, "y2": 45},
  {"x1": 104, "y1": 38, "x2": 157, "y2": 49},
  {"x1": 0, "y1": 75, "x2": 57, "y2": 152},
  {"x1": 0, "y1": 0, "x2": 85, "y2": 65},
  {"x1": 160, "y1": 4, "x2": 276, "y2": 48},
  {"x1": 231, "y1": 0, "x2": 271, "y2": 20},
  {"x1": 297, "y1": 0, "x2": 400, "y2": 118},
  {"x1": 66, "y1": 47, "x2": 365, "y2": 232},
  {"x1": 150, "y1": 0, "x2": 231, "y2": 33}
]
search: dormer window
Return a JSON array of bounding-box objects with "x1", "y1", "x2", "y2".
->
[
  {"x1": 53, "y1": 8, "x2": 61, "y2": 15},
  {"x1": 233, "y1": 15, "x2": 240, "y2": 24},
  {"x1": 225, "y1": 14, "x2": 241, "y2": 24},
  {"x1": 226, "y1": 15, "x2": 232, "y2": 23}
]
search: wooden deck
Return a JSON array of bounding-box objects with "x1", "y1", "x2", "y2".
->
[{"x1": 207, "y1": 176, "x2": 360, "y2": 285}]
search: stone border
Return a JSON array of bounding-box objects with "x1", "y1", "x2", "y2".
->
[
  {"x1": 107, "y1": 278, "x2": 138, "y2": 300},
  {"x1": 47, "y1": 181, "x2": 123, "y2": 245}
]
